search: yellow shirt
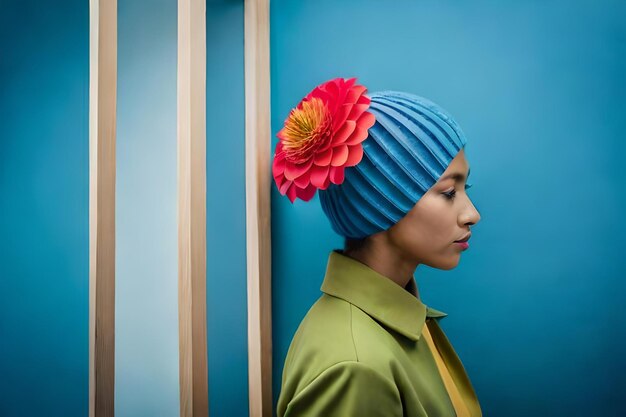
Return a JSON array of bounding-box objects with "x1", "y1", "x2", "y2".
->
[
  {"x1": 422, "y1": 321, "x2": 472, "y2": 417},
  {"x1": 277, "y1": 250, "x2": 482, "y2": 416}
]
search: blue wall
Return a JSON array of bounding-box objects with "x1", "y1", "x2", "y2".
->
[
  {"x1": 270, "y1": 1, "x2": 626, "y2": 416},
  {"x1": 0, "y1": 1, "x2": 89, "y2": 416},
  {"x1": 206, "y1": 1, "x2": 249, "y2": 416},
  {"x1": 116, "y1": 1, "x2": 180, "y2": 416}
]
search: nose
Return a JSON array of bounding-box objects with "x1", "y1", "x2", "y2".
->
[{"x1": 459, "y1": 195, "x2": 481, "y2": 227}]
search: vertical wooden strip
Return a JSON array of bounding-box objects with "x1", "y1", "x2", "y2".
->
[
  {"x1": 89, "y1": 0, "x2": 117, "y2": 416},
  {"x1": 244, "y1": 0, "x2": 273, "y2": 416},
  {"x1": 178, "y1": 0, "x2": 208, "y2": 416}
]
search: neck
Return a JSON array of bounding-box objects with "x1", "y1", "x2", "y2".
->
[{"x1": 343, "y1": 234, "x2": 420, "y2": 295}]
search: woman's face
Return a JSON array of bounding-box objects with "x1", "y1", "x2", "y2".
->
[{"x1": 386, "y1": 148, "x2": 481, "y2": 270}]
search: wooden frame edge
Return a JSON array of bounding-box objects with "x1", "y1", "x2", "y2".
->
[
  {"x1": 89, "y1": 1, "x2": 117, "y2": 416},
  {"x1": 244, "y1": 0, "x2": 273, "y2": 416},
  {"x1": 178, "y1": 0, "x2": 209, "y2": 416}
]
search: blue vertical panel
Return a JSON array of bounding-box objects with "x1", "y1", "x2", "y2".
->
[
  {"x1": 0, "y1": 1, "x2": 89, "y2": 416},
  {"x1": 205, "y1": 1, "x2": 249, "y2": 416},
  {"x1": 116, "y1": 1, "x2": 179, "y2": 416},
  {"x1": 271, "y1": 1, "x2": 626, "y2": 416}
]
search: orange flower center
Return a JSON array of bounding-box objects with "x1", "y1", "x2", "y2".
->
[{"x1": 281, "y1": 97, "x2": 332, "y2": 164}]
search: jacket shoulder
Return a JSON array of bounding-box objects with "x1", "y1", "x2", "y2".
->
[
  {"x1": 279, "y1": 360, "x2": 402, "y2": 417},
  {"x1": 279, "y1": 294, "x2": 401, "y2": 414},
  {"x1": 281, "y1": 294, "x2": 358, "y2": 379}
]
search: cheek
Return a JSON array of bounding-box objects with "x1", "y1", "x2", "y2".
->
[
  {"x1": 390, "y1": 196, "x2": 459, "y2": 257},
  {"x1": 418, "y1": 205, "x2": 455, "y2": 244},
  {"x1": 417, "y1": 213, "x2": 462, "y2": 269},
  {"x1": 393, "y1": 211, "x2": 451, "y2": 255}
]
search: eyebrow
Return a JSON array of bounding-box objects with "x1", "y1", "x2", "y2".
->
[{"x1": 439, "y1": 167, "x2": 471, "y2": 183}]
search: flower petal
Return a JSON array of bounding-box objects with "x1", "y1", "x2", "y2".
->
[
  {"x1": 324, "y1": 79, "x2": 339, "y2": 104},
  {"x1": 286, "y1": 183, "x2": 297, "y2": 203},
  {"x1": 318, "y1": 175, "x2": 331, "y2": 190},
  {"x1": 329, "y1": 166, "x2": 345, "y2": 185},
  {"x1": 279, "y1": 178, "x2": 291, "y2": 195},
  {"x1": 356, "y1": 111, "x2": 376, "y2": 130},
  {"x1": 310, "y1": 164, "x2": 330, "y2": 188},
  {"x1": 325, "y1": 78, "x2": 339, "y2": 95},
  {"x1": 335, "y1": 82, "x2": 351, "y2": 112},
  {"x1": 284, "y1": 159, "x2": 313, "y2": 181},
  {"x1": 272, "y1": 152, "x2": 286, "y2": 178},
  {"x1": 347, "y1": 103, "x2": 369, "y2": 122},
  {"x1": 294, "y1": 171, "x2": 310, "y2": 188},
  {"x1": 345, "y1": 85, "x2": 366, "y2": 103},
  {"x1": 330, "y1": 145, "x2": 349, "y2": 166},
  {"x1": 307, "y1": 88, "x2": 331, "y2": 105},
  {"x1": 314, "y1": 147, "x2": 333, "y2": 166},
  {"x1": 344, "y1": 125, "x2": 369, "y2": 146},
  {"x1": 332, "y1": 103, "x2": 354, "y2": 131},
  {"x1": 297, "y1": 183, "x2": 317, "y2": 202},
  {"x1": 344, "y1": 77, "x2": 357, "y2": 89},
  {"x1": 332, "y1": 120, "x2": 356, "y2": 145},
  {"x1": 325, "y1": 81, "x2": 342, "y2": 114},
  {"x1": 345, "y1": 145, "x2": 364, "y2": 167},
  {"x1": 274, "y1": 170, "x2": 286, "y2": 187}
]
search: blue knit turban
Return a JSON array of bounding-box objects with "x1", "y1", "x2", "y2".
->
[{"x1": 318, "y1": 91, "x2": 471, "y2": 239}]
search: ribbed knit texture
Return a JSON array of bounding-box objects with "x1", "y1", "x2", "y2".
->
[{"x1": 319, "y1": 91, "x2": 470, "y2": 238}]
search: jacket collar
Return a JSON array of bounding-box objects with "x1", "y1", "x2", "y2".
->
[{"x1": 320, "y1": 250, "x2": 448, "y2": 342}]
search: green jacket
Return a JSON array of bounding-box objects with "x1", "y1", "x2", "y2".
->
[{"x1": 277, "y1": 251, "x2": 482, "y2": 417}]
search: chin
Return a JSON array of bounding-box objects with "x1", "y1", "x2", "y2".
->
[{"x1": 427, "y1": 256, "x2": 460, "y2": 271}]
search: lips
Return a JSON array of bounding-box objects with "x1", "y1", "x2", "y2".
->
[{"x1": 454, "y1": 233, "x2": 471, "y2": 243}]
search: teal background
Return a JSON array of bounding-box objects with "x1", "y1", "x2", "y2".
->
[
  {"x1": 205, "y1": 1, "x2": 249, "y2": 416},
  {"x1": 270, "y1": 1, "x2": 626, "y2": 416},
  {"x1": 116, "y1": 0, "x2": 180, "y2": 416},
  {"x1": 0, "y1": 1, "x2": 89, "y2": 416}
]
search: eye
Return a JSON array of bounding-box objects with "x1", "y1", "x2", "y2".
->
[
  {"x1": 443, "y1": 183, "x2": 473, "y2": 200},
  {"x1": 443, "y1": 189, "x2": 456, "y2": 200}
]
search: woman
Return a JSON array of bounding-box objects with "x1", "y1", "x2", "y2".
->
[{"x1": 273, "y1": 77, "x2": 482, "y2": 417}]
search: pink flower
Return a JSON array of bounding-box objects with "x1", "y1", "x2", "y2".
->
[{"x1": 272, "y1": 77, "x2": 376, "y2": 203}]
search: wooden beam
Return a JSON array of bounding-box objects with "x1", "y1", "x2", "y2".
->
[
  {"x1": 244, "y1": 0, "x2": 273, "y2": 416},
  {"x1": 89, "y1": 0, "x2": 117, "y2": 416},
  {"x1": 178, "y1": 0, "x2": 208, "y2": 416}
]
